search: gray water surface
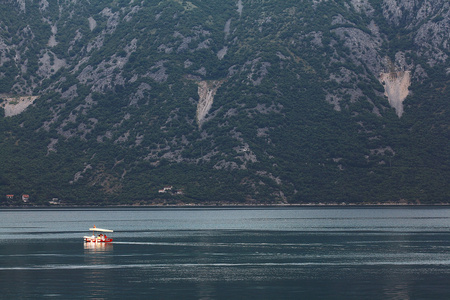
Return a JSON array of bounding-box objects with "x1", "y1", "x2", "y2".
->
[{"x1": 1, "y1": 207, "x2": 449, "y2": 299}]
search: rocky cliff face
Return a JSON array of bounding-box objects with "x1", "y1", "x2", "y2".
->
[
  {"x1": 379, "y1": 71, "x2": 410, "y2": 117},
  {"x1": 0, "y1": 0, "x2": 448, "y2": 204},
  {"x1": 196, "y1": 80, "x2": 224, "y2": 128},
  {"x1": 2, "y1": 0, "x2": 447, "y2": 114},
  {"x1": 322, "y1": 0, "x2": 449, "y2": 113},
  {"x1": 0, "y1": 95, "x2": 38, "y2": 117}
]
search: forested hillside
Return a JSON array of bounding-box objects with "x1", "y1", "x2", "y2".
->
[{"x1": 0, "y1": 0, "x2": 448, "y2": 205}]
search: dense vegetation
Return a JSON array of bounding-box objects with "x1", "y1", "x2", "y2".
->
[{"x1": 0, "y1": 0, "x2": 448, "y2": 205}]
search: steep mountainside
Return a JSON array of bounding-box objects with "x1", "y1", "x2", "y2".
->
[{"x1": 0, "y1": 0, "x2": 448, "y2": 205}]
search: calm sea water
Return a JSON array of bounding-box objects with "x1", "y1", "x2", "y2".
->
[{"x1": 0, "y1": 207, "x2": 449, "y2": 299}]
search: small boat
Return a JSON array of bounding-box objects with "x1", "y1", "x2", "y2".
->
[{"x1": 84, "y1": 226, "x2": 113, "y2": 243}]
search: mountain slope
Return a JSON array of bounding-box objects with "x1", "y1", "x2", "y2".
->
[{"x1": 0, "y1": 0, "x2": 448, "y2": 205}]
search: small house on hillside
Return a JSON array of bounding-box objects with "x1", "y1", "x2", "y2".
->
[
  {"x1": 159, "y1": 186, "x2": 174, "y2": 193},
  {"x1": 22, "y1": 194, "x2": 30, "y2": 202},
  {"x1": 49, "y1": 198, "x2": 61, "y2": 205}
]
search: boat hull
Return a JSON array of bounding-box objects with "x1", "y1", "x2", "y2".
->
[{"x1": 84, "y1": 237, "x2": 113, "y2": 243}]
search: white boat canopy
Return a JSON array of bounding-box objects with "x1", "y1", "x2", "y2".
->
[{"x1": 89, "y1": 227, "x2": 113, "y2": 232}]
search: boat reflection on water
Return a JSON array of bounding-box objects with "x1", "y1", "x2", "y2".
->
[
  {"x1": 83, "y1": 242, "x2": 113, "y2": 252},
  {"x1": 83, "y1": 240, "x2": 114, "y2": 298}
]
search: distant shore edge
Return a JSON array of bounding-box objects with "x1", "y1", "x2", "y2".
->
[{"x1": 2, "y1": 202, "x2": 450, "y2": 209}]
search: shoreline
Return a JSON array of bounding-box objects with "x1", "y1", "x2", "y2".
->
[{"x1": 1, "y1": 202, "x2": 449, "y2": 209}]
